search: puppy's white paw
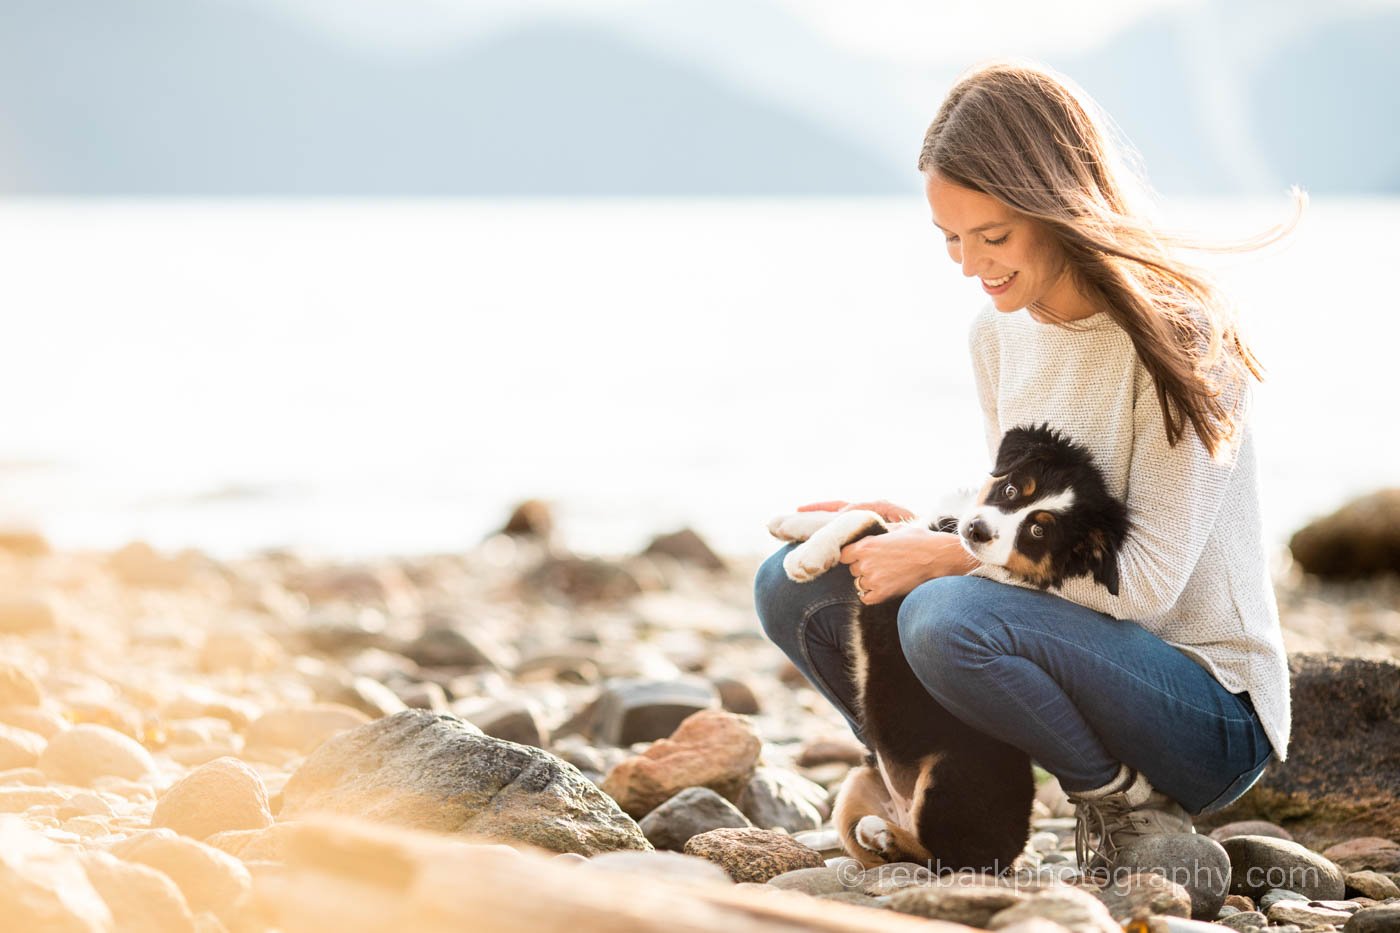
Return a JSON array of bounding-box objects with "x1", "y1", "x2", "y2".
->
[
  {"x1": 854, "y1": 815, "x2": 895, "y2": 858},
  {"x1": 766, "y1": 511, "x2": 836, "y2": 542},
  {"x1": 783, "y1": 537, "x2": 842, "y2": 582}
]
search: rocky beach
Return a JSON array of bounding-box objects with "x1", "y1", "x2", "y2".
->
[{"x1": 0, "y1": 494, "x2": 1397, "y2": 933}]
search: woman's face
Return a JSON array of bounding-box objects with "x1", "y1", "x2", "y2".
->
[{"x1": 923, "y1": 170, "x2": 1088, "y2": 320}]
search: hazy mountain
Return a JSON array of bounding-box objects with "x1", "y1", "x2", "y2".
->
[
  {"x1": 0, "y1": 0, "x2": 906, "y2": 195},
  {"x1": 1054, "y1": 2, "x2": 1400, "y2": 196},
  {"x1": 0, "y1": 0, "x2": 1394, "y2": 196}
]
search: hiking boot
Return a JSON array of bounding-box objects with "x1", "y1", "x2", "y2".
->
[{"x1": 1067, "y1": 765, "x2": 1194, "y2": 879}]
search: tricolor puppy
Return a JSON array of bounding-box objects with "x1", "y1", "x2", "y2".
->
[
  {"x1": 766, "y1": 422, "x2": 1128, "y2": 873},
  {"x1": 960, "y1": 422, "x2": 1129, "y2": 595}
]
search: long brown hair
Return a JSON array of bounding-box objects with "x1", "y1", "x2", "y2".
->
[{"x1": 918, "y1": 60, "x2": 1305, "y2": 459}]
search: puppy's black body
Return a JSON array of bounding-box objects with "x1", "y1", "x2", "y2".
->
[
  {"x1": 781, "y1": 422, "x2": 1129, "y2": 873},
  {"x1": 846, "y1": 520, "x2": 1035, "y2": 872}
]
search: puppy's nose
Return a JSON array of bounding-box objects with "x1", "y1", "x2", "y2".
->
[{"x1": 964, "y1": 518, "x2": 992, "y2": 545}]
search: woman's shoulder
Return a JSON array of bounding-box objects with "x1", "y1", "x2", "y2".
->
[{"x1": 967, "y1": 302, "x2": 1003, "y2": 349}]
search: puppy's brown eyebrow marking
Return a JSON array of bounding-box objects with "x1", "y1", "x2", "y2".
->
[{"x1": 1033, "y1": 511, "x2": 1055, "y2": 523}]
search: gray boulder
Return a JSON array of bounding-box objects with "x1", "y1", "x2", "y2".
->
[
  {"x1": 279, "y1": 709, "x2": 649, "y2": 856},
  {"x1": 1200, "y1": 654, "x2": 1400, "y2": 850},
  {"x1": 1113, "y1": 833, "x2": 1232, "y2": 920}
]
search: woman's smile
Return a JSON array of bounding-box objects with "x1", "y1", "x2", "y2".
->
[{"x1": 982, "y1": 271, "x2": 1017, "y2": 294}]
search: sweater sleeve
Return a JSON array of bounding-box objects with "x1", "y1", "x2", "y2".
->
[{"x1": 973, "y1": 356, "x2": 1252, "y2": 621}]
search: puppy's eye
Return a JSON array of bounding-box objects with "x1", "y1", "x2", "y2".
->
[
  {"x1": 1030, "y1": 524, "x2": 1044, "y2": 538},
  {"x1": 1003, "y1": 483, "x2": 1018, "y2": 499}
]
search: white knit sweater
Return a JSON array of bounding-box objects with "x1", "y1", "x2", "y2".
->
[{"x1": 964, "y1": 303, "x2": 1291, "y2": 763}]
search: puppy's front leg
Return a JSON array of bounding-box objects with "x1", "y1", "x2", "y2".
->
[
  {"x1": 783, "y1": 510, "x2": 885, "y2": 582},
  {"x1": 766, "y1": 511, "x2": 841, "y2": 542}
]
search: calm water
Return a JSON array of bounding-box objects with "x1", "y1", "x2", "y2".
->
[{"x1": 0, "y1": 197, "x2": 1394, "y2": 561}]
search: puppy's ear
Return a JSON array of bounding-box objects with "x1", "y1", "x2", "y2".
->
[
  {"x1": 1095, "y1": 552, "x2": 1121, "y2": 597},
  {"x1": 1074, "y1": 530, "x2": 1122, "y2": 596}
]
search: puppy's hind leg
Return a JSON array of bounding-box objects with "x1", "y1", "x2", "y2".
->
[
  {"x1": 834, "y1": 764, "x2": 898, "y2": 869},
  {"x1": 834, "y1": 762, "x2": 934, "y2": 870}
]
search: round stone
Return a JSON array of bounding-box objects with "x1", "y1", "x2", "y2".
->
[
  {"x1": 1220, "y1": 835, "x2": 1346, "y2": 902},
  {"x1": 1114, "y1": 834, "x2": 1232, "y2": 920},
  {"x1": 638, "y1": 786, "x2": 751, "y2": 851},
  {"x1": 683, "y1": 827, "x2": 823, "y2": 883},
  {"x1": 151, "y1": 757, "x2": 273, "y2": 841},
  {"x1": 37, "y1": 724, "x2": 158, "y2": 786}
]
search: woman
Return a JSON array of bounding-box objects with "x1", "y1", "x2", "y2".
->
[{"x1": 753, "y1": 60, "x2": 1299, "y2": 876}]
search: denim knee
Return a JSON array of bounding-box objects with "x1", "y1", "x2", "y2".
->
[
  {"x1": 753, "y1": 544, "x2": 800, "y2": 647},
  {"x1": 897, "y1": 576, "x2": 1001, "y2": 685}
]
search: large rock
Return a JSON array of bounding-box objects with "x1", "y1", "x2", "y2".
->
[
  {"x1": 683, "y1": 827, "x2": 824, "y2": 883},
  {"x1": 279, "y1": 709, "x2": 648, "y2": 855},
  {"x1": 80, "y1": 850, "x2": 197, "y2": 933},
  {"x1": 151, "y1": 757, "x2": 273, "y2": 840},
  {"x1": 1199, "y1": 653, "x2": 1400, "y2": 848},
  {"x1": 1289, "y1": 488, "x2": 1400, "y2": 579},
  {"x1": 1220, "y1": 834, "x2": 1346, "y2": 901},
  {"x1": 37, "y1": 724, "x2": 158, "y2": 786},
  {"x1": 602, "y1": 709, "x2": 762, "y2": 819}
]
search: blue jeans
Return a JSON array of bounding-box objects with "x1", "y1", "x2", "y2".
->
[{"x1": 754, "y1": 543, "x2": 1273, "y2": 816}]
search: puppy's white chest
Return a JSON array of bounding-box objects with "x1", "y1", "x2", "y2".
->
[{"x1": 876, "y1": 756, "x2": 915, "y2": 831}]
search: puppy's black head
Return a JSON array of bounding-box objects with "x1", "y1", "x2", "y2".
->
[{"x1": 961, "y1": 423, "x2": 1128, "y2": 595}]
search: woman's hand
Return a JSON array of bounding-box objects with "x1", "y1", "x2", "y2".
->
[
  {"x1": 841, "y1": 528, "x2": 980, "y2": 604},
  {"x1": 796, "y1": 499, "x2": 916, "y2": 523}
]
